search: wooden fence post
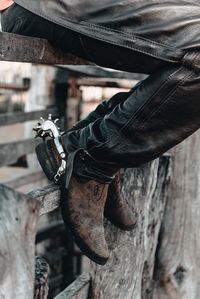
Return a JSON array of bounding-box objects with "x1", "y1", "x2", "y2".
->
[
  {"x1": 152, "y1": 131, "x2": 200, "y2": 299},
  {"x1": 0, "y1": 184, "x2": 40, "y2": 299},
  {"x1": 87, "y1": 155, "x2": 171, "y2": 298}
]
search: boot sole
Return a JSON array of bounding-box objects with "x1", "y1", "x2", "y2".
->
[{"x1": 35, "y1": 142, "x2": 108, "y2": 265}]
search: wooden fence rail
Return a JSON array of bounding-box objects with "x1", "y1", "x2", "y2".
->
[
  {"x1": 0, "y1": 32, "x2": 90, "y2": 65},
  {"x1": 0, "y1": 108, "x2": 58, "y2": 126},
  {"x1": 0, "y1": 138, "x2": 40, "y2": 167}
]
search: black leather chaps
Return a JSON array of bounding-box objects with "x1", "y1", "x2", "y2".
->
[{"x1": 2, "y1": 3, "x2": 200, "y2": 183}]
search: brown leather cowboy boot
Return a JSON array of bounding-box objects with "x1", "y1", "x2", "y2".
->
[
  {"x1": 36, "y1": 140, "x2": 109, "y2": 265},
  {"x1": 36, "y1": 135, "x2": 136, "y2": 232},
  {"x1": 61, "y1": 174, "x2": 109, "y2": 265}
]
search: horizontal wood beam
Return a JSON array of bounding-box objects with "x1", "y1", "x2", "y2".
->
[
  {"x1": 28, "y1": 183, "x2": 60, "y2": 216},
  {"x1": 4, "y1": 170, "x2": 44, "y2": 189},
  {"x1": 0, "y1": 82, "x2": 30, "y2": 91},
  {"x1": 0, "y1": 138, "x2": 40, "y2": 167},
  {"x1": 0, "y1": 32, "x2": 90, "y2": 65},
  {"x1": 54, "y1": 273, "x2": 90, "y2": 299},
  {"x1": 77, "y1": 78, "x2": 138, "y2": 89},
  {"x1": 0, "y1": 107, "x2": 58, "y2": 126}
]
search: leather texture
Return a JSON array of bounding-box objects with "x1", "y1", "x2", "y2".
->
[
  {"x1": 63, "y1": 63, "x2": 200, "y2": 183},
  {"x1": 61, "y1": 175, "x2": 110, "y2": 265},
  {"x1": 36, "y1": 139, "x2": 136, "y2": 231},
  {"x1": 14, "y1": 0, "x2": 200, "y2": 72},
  {"x1": 35, "y1": 140, "x2": 109, "y2": 264}
]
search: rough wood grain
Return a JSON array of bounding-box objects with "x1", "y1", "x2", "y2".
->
[
  {"x1": 0, "y1": 184, "x2": 40, "y2": 299},
  {"x1": 4, "y1": 170, "x2": 45, "y2": 189},
  {"x1": 152, "y1": 131, "x2": 200, "y2": 299},
  {"x1": 0, "y1": 32, "x2": 90, "y2": 65},
  {"x1": 88, "y1": 155, "x2": 171, "y2": 299},
  {"x1": 0, "y1": 138, "x2": 40, "y2": 167},
  {"x1": 28, "y1": 183, "x2": 61, "y2": 216},
  {"x1": 54, "y1": 273, "x2": 90, "y2": 299},
  {"x1": 0, "y1": 108, "x2": 58, "y2": 126}
]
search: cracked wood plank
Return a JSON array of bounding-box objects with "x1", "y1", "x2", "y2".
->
[
  {"x1": 0, "y1": 32, "x2": 90, "y2": 65},
  {"x1": 4, "y1": 170, "x2": 45, "y2": 189},
  {"x1": 54, "y1": 273, "x2": 90, "y2": 299},
  {"x1": 28, "y1": 183, "x2": 61, "y2": 216},
  {"x1": 0, "y1": 107, "x2": 58, "y2": 126},
  {"x1": 0, "y1": 184, "x2": 40, "y2": 299},
  {"x1": 0, "y1": 138, "x2": 40, "y2": 167},
  {"x1": 152, "y1": 131, "x2": 200, "y2": 299}
]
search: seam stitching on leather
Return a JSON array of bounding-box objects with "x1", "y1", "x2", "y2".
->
[
  {"x1": 88, "y1": 66, "x2": 184, "y2": 156},
  {"x1": 14, "y1": 3, "x2": 184, "y2": 63},
  {"x1": 120, "y1": 66, "x2": 183, "y2": 133},
  {"x1": 139, "y1": 71, "x2": 193, "y2": 130}
]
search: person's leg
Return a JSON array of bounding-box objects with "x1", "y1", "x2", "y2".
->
[
  {"x1": 69, "y1": 89, "x2": 140, "y2": 131},
  {"x1": 35, "y1": 60, "x2": 199, "y2": 265},
  {"x1": 1, "y1": 3, "x2": 169, "y2": 74},
  {"x1": 62, "y1": 61, "x2": 200, "y2": 183},
  {"x1": 68, "y1": 88, "x2": 143, "y2": 231}
]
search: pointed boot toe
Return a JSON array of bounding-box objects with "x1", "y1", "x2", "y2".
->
[{"x1": 61, "y1": 175, "x2": 110, "y2": 265}]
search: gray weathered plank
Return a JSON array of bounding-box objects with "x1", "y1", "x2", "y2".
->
[
  {"x1": 152, "y1": 131, "x2": 200, "y2": 299},
  {"x1": 88, "y1": 155, "x2": 171, "y2": 298},
  {"x1": 0, "y1": 107, "x2": 58, "y2": 126},
  {"x1": 4, "y1": 170, "x2": 44, "y2": 189},
  {"x1": 28, "y1": 183, "x2": 61, "y2": 216},
  {"x1": 0, "y1": 184, "x2": 40, "y2": 299},
  {"x1": 54, "y1": 273, "x2": 90, "y2": 299},
  {"x1": 0, "y1": 138, "x2": 40, "y2": 167},
  {"x1": 0, "y1": 32, "x2": 90, "y2": 65}
]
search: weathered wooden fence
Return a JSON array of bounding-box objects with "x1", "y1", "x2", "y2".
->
[{"x1": 0, "y1": 31, "x2": 200, "y2": 299}]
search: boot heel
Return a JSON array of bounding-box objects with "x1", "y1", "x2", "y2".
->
[{"x1": 35, "y1": 143, "x2": 56, "y2": 181}]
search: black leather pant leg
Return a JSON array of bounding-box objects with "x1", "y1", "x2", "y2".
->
[
  {"x1": 63, "y1": 63, "x2": 200, "y2": 182},
  {"x1": 69, "y1": 82, "x2": 144, "y2": 132}
]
